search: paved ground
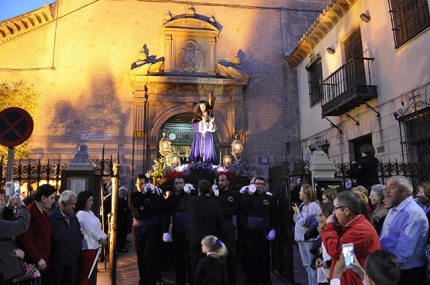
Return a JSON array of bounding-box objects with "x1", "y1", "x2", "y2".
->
[{"x1": 96, "y1": 235, "x2": 307, "y2": 285}]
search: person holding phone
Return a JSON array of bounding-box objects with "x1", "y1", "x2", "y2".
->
[
  {"x1": 330, "y1": 249, "x2": 401, "y2": 285},
  {"x1": 321, "y1": 191, "x2": 380, "y2": 285},
  {"x1": 292, "y1": 184, "x2": 321, "y2": 285},
  {"x1": 0, "y1": 194, "x2": 30, "y2": 284},
  {"x1": 342, "y1": 245, "x2": 354, "y2": 268}
]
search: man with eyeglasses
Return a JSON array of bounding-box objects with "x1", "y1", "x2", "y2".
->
[
  {"x1": 240, "y1": 176, "x2": 277, "y2": 285},
  {"x1": 131, "y1": 174, "x2": 165, "y2": 285},
  {"x1": 321, "y1": 191, "x2": 380, "y2": 285},
  {"x1": 162, "y1": 177, "x2": 193, "y2": 285}
]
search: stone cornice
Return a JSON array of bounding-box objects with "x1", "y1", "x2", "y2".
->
[
  {"x1": 286, "y1": 0, "x2": 358, "y2": 68},
  {"x1": 129, "y1": 73, "x2": 250, "y2": 91},
  {"x1": 0, "y1": 4, "x2": 54, "y2": 43}
]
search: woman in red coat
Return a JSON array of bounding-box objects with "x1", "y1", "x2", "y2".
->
[{"x1": 16, "y1": 184, "x2": 56, "y2": 282}]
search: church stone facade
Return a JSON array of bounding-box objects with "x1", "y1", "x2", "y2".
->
[{"x1": 0, "y1": 0, "x2": 330, "y2": 180}]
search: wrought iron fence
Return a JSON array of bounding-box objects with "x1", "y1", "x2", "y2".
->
[
  {"x1": 0, "y1": 158, "x2": 67, "y2": 193},
  {"x1": 334, "y1": 159, "x2": 430, "y2": 189},
  {"x1": 0, "y1": 156, "x2": 115, "y2": 194},
  {"x1": 268, "y1": 160, "x2": 310, "y2": 284}
]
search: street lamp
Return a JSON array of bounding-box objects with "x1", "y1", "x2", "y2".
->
[
  {"x1": 231, "y1": 132, "x2": 244, "y2": 160},
  {"x1": 222, "y1": 154, "x2": 232, "y2": 167},
  {"x1": 159, "y1": 132, "x2": 171, "y2": 157},
  {"x1": 171, "y1": 152, "x2": 180, "y2": 167}
]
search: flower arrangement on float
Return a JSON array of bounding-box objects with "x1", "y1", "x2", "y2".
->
[{"x1": 147, "y1": 158, "x2": 255, "y2": 181}]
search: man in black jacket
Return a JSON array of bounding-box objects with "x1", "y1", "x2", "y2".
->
[
  {"x1": 46, "y1": 190, "x2": 83, "y2": 285},
  {"x1": 213, "y1": 173, "x2": 239, "y2": 285},
  {"x1": 350, "y1": 144, "x2": 379, "y2": 191},
  {"x1": 181, "y1": 179, "x2": 223, "y2": 284},
  {"x1": 241, "y1": 177, "x2": 277, "y2": 285},
  {"x1": 162, "y1": 177, "x2": 193, "y2": 285},
  {"x1": 131, "y1": 174, "x2": 165, "y2": 285}
]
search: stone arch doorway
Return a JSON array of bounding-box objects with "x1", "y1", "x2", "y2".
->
[
  {"x1": 128, "y1": 8, "x2": 250, "y2": 174},
  {"x1": 158, "y1": 113, "x2": 222, "y2": 165}
]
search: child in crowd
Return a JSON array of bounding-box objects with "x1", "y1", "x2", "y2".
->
[
  {"x1": 194, "y1": 235, "x2": 228, "y2": 285},
  {"x1": 314, "y1": 202, "x2": 334, "y2": 285}
]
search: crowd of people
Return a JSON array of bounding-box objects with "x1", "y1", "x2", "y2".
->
[
  {"x1": 0, "y1": 173, "x2": 277, "y2": 285},
  {"x1": 294, "y1": 144, "x2": 430, "y2": 285},
  {"x1": 292, "y1": 177, "x2": 430, "y2": 285},
  {"x1": 0, "y1": 186, "x2": 106, "y2": 285},
  {"x1": 1, "y1": 142, "x2": 430, "y2": 285},
  {"x1": 129, "y1": 173, "x2": 276, "y2": 285}
]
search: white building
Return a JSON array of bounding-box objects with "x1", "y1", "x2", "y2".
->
[{"x1": 287, "y1": 0, "x2": 430, "y2": 165}]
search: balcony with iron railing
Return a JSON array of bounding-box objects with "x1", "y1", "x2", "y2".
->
[{"x1": 321, "y1": 57, "x2": 377, "y2": 117}]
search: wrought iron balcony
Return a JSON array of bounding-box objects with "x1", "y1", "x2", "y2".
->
[{"x1": 321, "y1": 57, "x2": 377, "y2": 117}]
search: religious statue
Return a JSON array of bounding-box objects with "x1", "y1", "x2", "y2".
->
[{"x1": 189, "y1": 92, "x2": 218, "y2": 164}]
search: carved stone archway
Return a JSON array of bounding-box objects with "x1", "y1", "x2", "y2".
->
[{"x1": 129, "y1": 7, "x2": 250, "y2": 171}]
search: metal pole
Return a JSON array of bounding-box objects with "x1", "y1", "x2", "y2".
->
[
  {"x1": 109, "y1": 163, "x2": 119, "y2": 285},
  {"x1": 131, "y1": 132, "x2": 135, "y2": 186},
  {"x1": 143, "y1": 92, "x2": 149, "y2": 173},
  {"x1": 5, "y1": 147, "x2": 15, "y2": 182}
]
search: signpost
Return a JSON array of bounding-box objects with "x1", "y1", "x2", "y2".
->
[{"x1": 0, "y1": 107, "x2": 34, "y2": 181}]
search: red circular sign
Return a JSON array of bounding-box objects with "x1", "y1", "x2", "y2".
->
[{"x1": 0, "y1": 107, "x2": 34, "y2": 147}]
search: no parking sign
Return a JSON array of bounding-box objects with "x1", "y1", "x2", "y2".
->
[{"x1": 0, "y1": 107, "x2": 34, "y2": 147}]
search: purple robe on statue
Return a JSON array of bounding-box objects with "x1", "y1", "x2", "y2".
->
[{"x1": 189, "y1": 117, "x2": 218, "y2": 164}]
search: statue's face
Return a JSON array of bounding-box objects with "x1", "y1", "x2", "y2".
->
[{"x1": 199, "y1": 104, "x2": 206, "y2": 112}]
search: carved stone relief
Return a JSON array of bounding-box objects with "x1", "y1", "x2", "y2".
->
[{"x1": 177, "y1": 40, "x2": 204, "y2": 73}]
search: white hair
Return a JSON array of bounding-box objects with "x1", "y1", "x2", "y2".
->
[
  {"x1": 392, "y1": 176, "x2": 413, "y2": 195},
  {"x1": 119, "y1": 186, "x2": 129, "y2": 194},
  {"x1": 58, "y1": 190, "x2": 77, "y2": 205},
  {"x1": 371, "y1": 184, "x2": 386, "y2": 201}
]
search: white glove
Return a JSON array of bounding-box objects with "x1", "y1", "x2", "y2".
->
[
  {"x1": 163, "y1": 232, "x2": 172, "y2": 242},
  {"x1": 248, "y1": 184, "x2": 256, "y2": 194},
  {"x1": 154, "y1": 187, "x2": 162, "y2": 195},
  {"x1": 266, "y1": 191, "x2": 273, "y2": 196},
  {"x1": 239, "y1": 186, "x2": 248, "y2": 194},
  {"x1": 183, "y1": 183, "x2": 195, "y2": 194},
  {"x1": 212, "y1": 185, "x2": 219, "y2": 196},
  {"x1": 267, "y1": 229, "x2": 276, "y2": 241},
  {"x1": 143, "y1": 183, "x2": 154, "y2": 193}
]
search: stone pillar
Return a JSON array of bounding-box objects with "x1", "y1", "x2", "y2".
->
[
  {"x1": 164, "y1": 34, "x2": 173, "y2": 72},
  {"x1": 309, "y1": 149, "x2": 335, "y2": 186},
  {"x1": 207, "y1": 36, "x2": 216, "y2": 75}
]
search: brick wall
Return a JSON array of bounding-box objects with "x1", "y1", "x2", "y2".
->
[{"x1": 0, "y1": 0, "x2": 331, "y2": 177}]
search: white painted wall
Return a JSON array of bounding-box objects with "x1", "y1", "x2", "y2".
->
[{"x1": 296, "y1": 0, "x2": 430, "y2": 163}]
